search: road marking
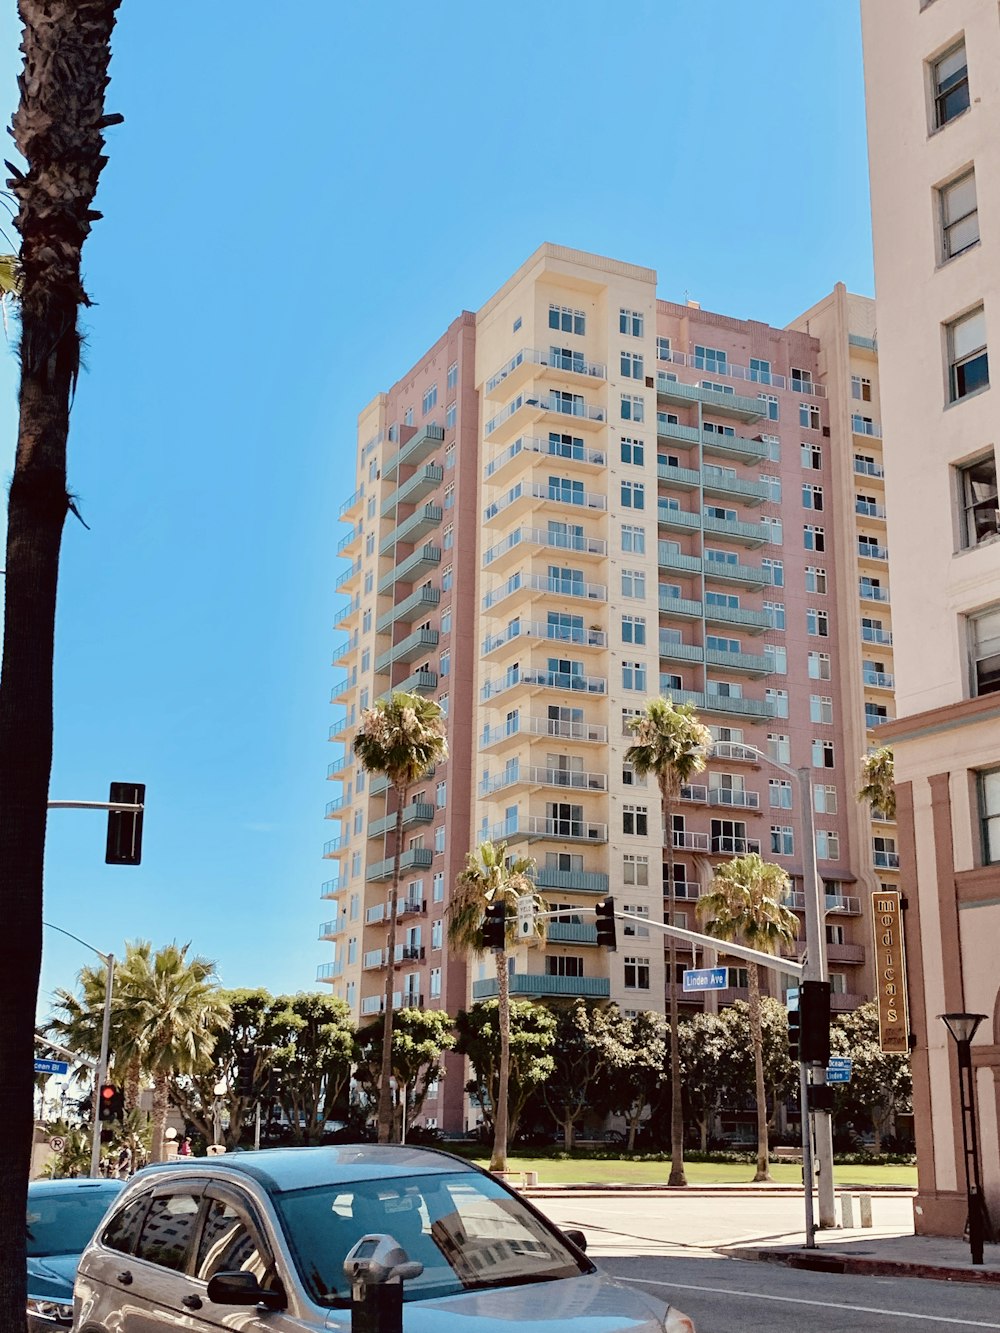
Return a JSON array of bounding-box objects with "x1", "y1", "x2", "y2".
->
[{"x1": 617, "y1": 1275, "x2": 1000, "y2": 1328}]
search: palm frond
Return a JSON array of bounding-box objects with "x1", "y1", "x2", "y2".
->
[
  {"x1": 353, "y1": 692, "x2": 448, "y2": 790},
  {"x1": 697, "y1": 853, "x2": 798, "y2": 956},
  {"x1": 858, "y1": 745, "x2": 896, "y2": 820},
  {"x1": 624, "y1": 696, "x2": 712, "y2": 796}
]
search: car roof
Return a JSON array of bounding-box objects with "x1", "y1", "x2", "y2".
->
[
  {"x1": 133, "y1": 1144, "x2": 478, "y2": 1196},
  {"x1": 28, "y1": 1178, "x2": 123, "y2": 1196}
]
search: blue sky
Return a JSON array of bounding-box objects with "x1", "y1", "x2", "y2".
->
[{"x1": 0, "y1": 1, "x2": 874, "y2": 1014}]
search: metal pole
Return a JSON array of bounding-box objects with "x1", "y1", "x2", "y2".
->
[
  {"x1": 254, "y1": 1102, "x2": 261, "y2": 1151},
  {"x1": 90, "y1": 952, "x2": 115, "y2": 1178},
  {"x1": 957, "y1": 1040, "x2": 985, "y2": 1264},
  {"x1": 799, "y1": 1059, "x2": 816, "y2": 1248},
  {"x1": 797, "y1": 766, "x2": 835, "y2": 1229}
]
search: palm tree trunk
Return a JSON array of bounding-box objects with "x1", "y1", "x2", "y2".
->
[
  {"x1": 377, "y1": 790, "x2": 406, "y2": 1143},
  {"x1": 0, "y1": 5, "x2": 121, "y2": 1328},
  {"x1": 748, "y1": 961, "x2": 771, "y2": 1182},
  {"x1": 490, "y1": 948, "x2": 510, "y2": 1172},
  {"x1": 662, "y1": 780, "x2": 686, "y2": 1187},
  {"x1": 150, "y1": 1079, "x2": 169, "y2": 1164}
]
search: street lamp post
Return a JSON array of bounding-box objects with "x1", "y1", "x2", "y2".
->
[{"x1": 939, "y1": 1013, "x2": 990, "y2": 1265}]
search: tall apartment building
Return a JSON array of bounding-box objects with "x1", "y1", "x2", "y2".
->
[
  {"x1": 862, "y1": 1, "x2": 1000, "y2": 1236},
  {"x1": 321, "y1": 244, "x2": 893, "y2": 1135}
]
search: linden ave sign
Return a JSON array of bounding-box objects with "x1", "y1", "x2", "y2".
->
[{"x1": 872, "y1": 889, "x2": 910, "y2": 1054}]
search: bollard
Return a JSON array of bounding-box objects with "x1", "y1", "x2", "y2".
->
[
  {"x1": 859, "y1": 1193, "x2": 873, "y2": 1228},
  {"x1": 840, "y1": 1192, "x2": 855, "y2": 1228},
  {"x1": 523, "y1": 1170, "x2": 539, "y2": 1187}
]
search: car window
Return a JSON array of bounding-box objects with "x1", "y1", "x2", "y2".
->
[
  {"x1": 134, "y1": 1193, "x2": 201, "y2": 1273},
  {"x1": 101, "y1": 1194, "x2": 150, "y2": 1256},
  {"x1": 194, "y1": 1199, "x2": 271, "y2": 1286},
  {"x1": 26, "y1": 1187, "x2": 123, "y2": 1258}
]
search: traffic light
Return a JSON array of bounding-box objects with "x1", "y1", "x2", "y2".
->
[
  {"x1": 235, "y1": 1049, "x2": 256, "y2": 1098},
  {"x1": 787, "y1": 1008, "x2": 801, "y2": 1063},
  {"x1": 106, "y1": 781, "x2": 145, "y2": 866},
  {"x1": 98, "y1": 1084, "x2": 124, "y2": 1121},
  {"x1": 594, "y1": 897, "x2": 617, "y2": 951},
  {"x1": 800, "y1": 980, "x2": 832, "y2": 1065},
  {"x1": 481, "y1": 901, "x2": 507, "y2": 950}
]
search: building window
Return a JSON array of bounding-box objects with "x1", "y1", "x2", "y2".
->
[
  {"x1": 621, "y1": 614, "x2": 646, "y2": 645},
  {"x1": 851, "y1": 375, "x2": 873, "y2": 402},
  {"x1": 804, "y1": 524, "x2": 826, "y2": 552},
  {"x1": 939, "y1": 169, "x2": 979, "y2": 262},
  {"x1": 622, "y1": 660, "x2": 647, "y2": 691},
  {"x1": 443, "y1": 482, "x2": 455, "y2": 510},
  {"x1": 445, "y1": 401, "x2": 456, "y2": 429},
  {"x1": 429, "y1": 967, "x2": 441, "y2": 998},
  {"x1": 802, "y1": 442, "x2": 822, "y2": 469},
  {"x1": 621, "y1": 350, "x2": 645, "y2": 379},
  {"x1": 810, "y1": 695, "x2": 834, "y2": 724},
  {"x1": 446, "y1": 361, "x2": 458, "y2": 390},
  {"x1": 442, "y1": 565, "x2": 453, "y2": 592},
  {"x1": 958, "y1": 454, "x2": 999, "y2": 548},
  {"x1": 802, "y1": 483, "x2": 824, "y2": 511},
  {"x1": 800, "y1": 403, "x2": 821, "y2": 430},
  {"x1": 969, "y1": 605, "x2": 1000, "y2": 696},
  {"x1": 434, "y1": 826, "x2": 446, "y2": 853},
  {"x1": 436, "y1": 780, "x2": 447, "y2": 808},
  {"x1": 623, "y1": 903, "x2": 650, "y2": 938},
  {"x1": 764, "y1": 600, "x2": 785, "y2": 630},
  {"x1": 439, "y1": 650, "x2": 450, "y2": 677},
  {"x1": 621, "y1": 524, "x2": 645, "y2": 554},
  {"x1": 816, "y1": 830, "x2": 840, "y2": 860},
  {"x1": 758, "y1": 394, "x2": 779, "y2": 421},
  {"x1": 440, "y1": 609, "x2": 452, "y2": 636},
  {"x1": 812, "y1": 739, "x2": 835, "y2": 768},
  {"x1": 771, "y1": 826, "x2": 794, "y2": 856},
  {"x1": 932, "y1": 41, "x2": 970, "y2": 129},
  {"x1": 656, "y1": 336, "x2": 671, "y2": 361},
  {"x1": 623, "y1": 956, "x2": 650, "y2": 990},
  {"x1": 948, "y1": 306, "x2": 989, "y2": 402},
  {"x1": 620, "y1": 437, "x2": 645, "y2": 466},
  {"x1": 546, "y1": 955, "x2": 585, "y2": 978},
  {"x1": 979, "y1": 768, "x2": 1000, "y2": 863},
  {"x1": 623, "y1": 804, "x2": 648, "y2": 836},
  {"x1": 623, "y1": 855, "x2": 649, "y2": 886},
  {"x1": 814, "y1": 784, "x2": 838, "y2": 814},
  {"x1": 443, "y1": 524, "x2": 454, "y2": 550},
  {"x1": 621, "y1": 479, "x2": 645, "y2": 510},
  {"x1": 421, "y1": 384, "x2": 438, "y2": 416},
  {"x1": 620, "y1": 308, "x2": 644, "y2": 337},
  {"x1": 433, "y1": 872, "x2": 444, "y2": 902},
  {"x1": 766, "y1": 687, "x2": 789, "y2": 719},
  {"x1": 622, "y1": 568, "x2": 646, "y2": 599},
  {"x1": 768, "y1": 733, "x2": 791, "y2": 764},
  {"x1": 769, "y1": 779, "x2": 793, "y2": 809},
  {"x1": 805, "y1": 566, "x2": 827, "y2": 595},
  {"x1": 621, "y1": 394, "x2": 645, "y2": 422},
  {"x1": 764, "y1": 643, "x2": 787, "y2": 674},
  {"x1": 549, "y1": 304, "x2": 585, "y2": 334},
  {"x1": 694, "y1": 344, "x2": 727, "y2": 373},
  {"x1": 362, "y1": 608, "x2": 372, "y2": 634},
  {"x1": 808, "y1": 651, "x2": 831, "y2": 680},
  {"x1": 806, "y1": 608, "x2": 829, "y2": 637},
  {"x1": 762, "y1": 557, "x2": 784, "y2": 587}
]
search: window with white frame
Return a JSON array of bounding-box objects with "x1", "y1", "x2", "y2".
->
[
  {"x1": 765, "y1": 687, "x2": 789, "y2": 719},
  {"x1": 446, "y1": 402, "x2": 456, "y2": 429},
  {"x1": 851, "y1": 374, "x2": 873, "y2": 403},
  {"x1": 621, "y1": 350, "x2": 644, "y2": 379},
  {"x1": 939, "y1": 169, "x2": 979, "y2": 261},
  {"x1": 808, "y1": 650, "x2": 832, "y2": 680},
  {"x1": 623, "y1": 903, "x2": 650, "y2": 937},
  {"x1": 769, "y1": 779, "x2": 793, "y2": 809},
  {"x1": 621, "y1": 613, "x2": 646, "y2": 645},
  {"x1": 623, "y1": 804, "x2": 648, "y2": 836},
  {"x1": 979, "y1": 767, "x2": 1000, "y2": 863},
  {"x1": 768, "y1": 733, "x2": 791, "y2": 764},
  {"x1": 804, "y1": 524, "x2": 825, "y2": 552},
  {"x1": 762, "y1": 556, "x2": 783, "y2": 587},
  {"x1": 816, "y1": 830, "x2": 840, "y2": 860},
  {"x1": 948, "y1": 306, "x2": 989, "y2": 402},
  {"x1": 422, "y1": 384, "x2": 438, "y2": 416},
  {"x1": 621, "y1": 479, "x2": 645, "y2": 510},
  {"x1": 958, "y1": 453, "x2": 999, "y2": 548},
  {"x1": 968, "y1": 604, "x2": 1000, "y2": 696},
  {"x1": 764, "y1": 644, "x2": 787, "y2": 674},
  {"x1": 812, "y1": 739, "x2": 835, "y2": 768},
  {"x1": 429, "y1": 967, "x2": 442, "y2": 998},
  {"x1": 433, "y1": 871, "x2": 444, "y2": 902},
  {"x1": 805, "y1": 566, "x2": 827, "y2": 594},
  {"x1": 764, "y1": 600, "x2": 785, "y2": 630},
  {"x1": 549, "y1": 304, "x2": 585, "y2": 335},
  {"x1": 761, "y1": 474, "x2": 782, "y2": 503},
  {"x1": 443, "y1": 524, "x2": 454, "y2": 550},
  {"x1": 932, "y1": 41, "x2": 970, "y2": 129},
  {"x1": 620, "y1": 436, "x2": 644, "y2": 465},
  {"x1": 806, "y1": 608, "x2": 829, "y2": 637},
  {"x1": 758, "y1": 394, "x2": 779, "y2": 421},
  {"x1": 656, "y1": 336, "x2": 671, "y2": 361},
  {"x1": 810, "y1": 695, "x2": 834, "y2": 724},
  {"x1": 771, "y1": 826, "x2": 794, "y2": 856},
  {"x1": 622, "y1": 660, "x2": 647, "y2": 691},
  {"x1": 620, "y1": 308, "x2": 644, "y2": 337},
  {"x1": 431, "y1": 919, "x2": 443, "y2": 950},
  {"x1": 623, "y1": 956, "x2": 650, "y2": 990},
  {"x1": 621, "y1": 394, "x2": 645, "y2": 422},
  {"x1": 814, "y1": 784, "x2": 838, "y2": 814},
  {"x1": 800, "y1": 403, "x2": 821, "y2": 430},
  {"x1": 622, "y1": 568, "x2": 646, "y2": 598},
  {"x1": 762, "y1": 516, "x2": 783, "y2": 545},
  {"x1": 802, "y1": 442, "x2": 822, "y2": 469},
  {"x1": 803, "y1": 483, "x2": 824, "y2": 511},
  {"x1": 621, "y1": 523, "x2": 646, "y2": 554},
  {"x1": 623, "y1": 854, "x2": 649, "y2": 886}
]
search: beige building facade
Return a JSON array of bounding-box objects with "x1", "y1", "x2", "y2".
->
[{"x1": 862, "y1": 0, "x2": 1000, "y2": 1236}]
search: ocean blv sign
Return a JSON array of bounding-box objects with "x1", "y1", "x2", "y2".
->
[
  {"x1": 871, "y1": 889, "x2": 909, "y2": 1054},
  {"x1": 683, "y1": 966, "x2": 728, "y2": 992},
  {"x1": 827, "y1": 1056, "x2": 852, "y2": 1084},
  {"x1": 34, "y1": 1058, "x2": 68, "y2": 1075}
]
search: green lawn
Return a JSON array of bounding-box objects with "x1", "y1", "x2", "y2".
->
[{"x1": 465, "y1": 1155, "x2": 917, "y2": 1188}]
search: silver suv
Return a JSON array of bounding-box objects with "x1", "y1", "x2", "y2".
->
[{"x1": 75, "y1": 1145, "x2": 695, "y2": 1331}]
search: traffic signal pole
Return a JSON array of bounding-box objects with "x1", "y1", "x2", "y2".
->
[{"x1": 90, "y1": 952, "x2": 115, "y2": 1178}]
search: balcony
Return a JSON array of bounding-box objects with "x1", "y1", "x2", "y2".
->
[
  {"x1": 327, "y1": 715, "x2": 355, "y2": 742},
  {"x1": 532, "y1": 867, "x2": 609, "y2": 894},
  {"x1": 659, "y1": 637, "x2": 707, "y2": 665},
  {"x1": 484, "y1": 434, "x2": 607, "y2": 483},
  {"x1": 828, "y1": 943, "x2": 866, "y2": 965},
  {"x1": 784, "y1": 891, "x2": 862, "y2": 915},
  {"x1": 851, "y1": 416, "x2": 882, "y2": 438},
  {"x1": 338, "y1": 487, "x2": 364, "y2": 520},
  {"x1": 703, "y1": 555, "x2": 771, "y2": 590},
  {"x1": 331, "y1": 631, "x2": 359, "y2": 664},
  {"x1": 701, "y1": 466, "x2": 770, "y2": 506},
  {"x1": 704, "y1": 602, "x2": 770, "y2": 634},
  {"x1": 330, "y1": 669, "x2": 357, "y2": 702},
  {"x1": 666, "y1": 686, "x2": 774, "y2": 719},
  {"x1": 855, "y1": 498, "x2": 887, "y2": 521},
  {"x1": 322, "y1": 835, "x2": 350, "y2": 859},
  {"x1": 670, "y1": 881, "x2": 705, "y2": 900},
  {"x1": 320, "y1": 878, "x2": 342, "y2": 899},
  {"x1": 316, "y1": 961, "x2": 344, "y2": 983},
  {"x1": 366, "y1": 847, "x2": 434, "y2": 881},
  {"x1": 673, "y1": 830, "x2": 710, "y2": 851},
  {"x1": 853, "y1": 458, "x2": 885, "y2": 480},
  {"x1": 482, "y1": 620, "x2": 607, "y2": 658},
  {"x1": 706, "y1": 646, "x2": 770, "y2": 677},
  {"x1": 483, "y1": 525, "x2": 606, "y2": 571},
  {"x1": 708, "y1": 788, "x2": 761, "y2": 810},
  {"x1": 374, "y1": 626, "x2": 439, "y2": 675},
  {"x1": 318, "y1": 919, "x2": 345, "y2": 940},
  {"x1": 657, "y1": 461, "x2": 702, "y2": 490},
  {"x1": 657, "y1": 505, "x2": 769, "y2": 548},
  {"x1": 548, "y1": 922, "x2": 599, "y2": 945},
  {"x1": 831, "y1": 992, "x2": 868, "y2": 1012},
  {"x1": 480, "y1": 765, "x2": 608, "y2": 796},
  {"x1": 473, "y1": 974, "x2": 610, "y2": 1000},
  {"x1": 857, "y1": 542, "x2": 889, "y2": 563},
  {"x1": 482, "y1": 667, "x2": 607, "y2": 702},
  {"x1": 657, "y1": 419, "x2": 702, "y2": 449},
  {"x1": 379, "y1": 668, "x2": 438, "y2": 699},
  {"x1": 380, "y1": 504, "x2": 443, "y2": 556},
  {"x1": 484, "y1": 346, "x2": 606, "y2": 398},
  {"x1": 658, "y1": 349, "x2": 826, "y2": 398},
  {"x1": 484, "y1": 479, "x2": 607, "y2": 526},
  {"x1": 873, "y1": 849, "x2": 900, "y2": 869},
  {"x1": 367, "y1": 802, "x2": 436, "y2": 840},
  {"x1": 861, "y1": 625, "x2": 893, "y2": 646},
  {"x1": 859, "y1": 584, "x2": 890, "y2": 605},
  {"x1": 485, "y1": 815, "x2": 608, "y2": 845},
  {"x1": 366, "y1": 898, "x2": 426, "y2": 926},
  {"x1": 701, "y1": 431, "x2": 770, "y2": 466},
  {"x1": 480, "y1": 714, "x2": 607, "y2": 750},
  {"x1": 659, "y1": 593, "x2": 703, "y2": 620},
  {"x1": 655, "y1": 541, "x2": 702, "y2": 574},
  {"x1": 482, "y1": 571, "x2": 607, "y2": 613},
  {"x1": 327, "y1": 755, "x2": 350, "y2": 777},
  {"x1": 656, "y1": 373, "x2": 767, "y2": 423},
  {"x1": 485, "y1": 391, "x2": 606, "y2": 443},
  {"x1": 324, "y1": 795, "x2": 349, "y2": 818},
  {"x1": 381, "y1": 464, "x2": 444, "y2": 517},
  {"x1": 382, "y1": 423, "x2": 445, "y2": 483},
  {"x1": 378, "y1": 544, "x2": 441, "y2": 594},
  {"x1": 337, "y1": 525, "x2": 361, "y2": 555},
  {"x1": 711, "y1": 836, "x2": 762, "y2": 855},
  {"x1": 333, "y1": 594, "x2": 361, "y2": 627},
  {"x1": 863, "y1": 669, "x2": 895, "y2": 690},
  {"x1": 376, "y1": 584, "x2": 441, "y2": 634}
]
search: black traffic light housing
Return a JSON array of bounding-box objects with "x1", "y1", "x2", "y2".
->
[
  {"x1": 106, "y1": 782, "x2": 145, "y2": 866},
  {"x1": 787, "y1": 1008, "x2": 801, "y2": 1063},
  {"x1": 98, "y1": 1084, "x2": 125, "y2": 1122},
  {"x1": 481, "y1": 901, "x2": 507, "y2": 950},
  {"x1": 594, "y1": 897, "x2": 617, "y2": 951},
  {"x1": 800, "y1": 980, "x2": 832, "y2": 1065},
  {"x1": 235, "y1": 1049, "x2": 256, "y2": 1098}
]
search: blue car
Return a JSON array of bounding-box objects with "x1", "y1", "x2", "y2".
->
[{"x1": 26, "y1": 1177, "x2": 123, "y2": 1330}]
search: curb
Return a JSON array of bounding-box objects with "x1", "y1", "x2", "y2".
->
[
  {"x1": 523, "y1": 1184, "x2": 916, "y2": 1198},
  {"x1": 721, "y1": 1245, "x2": 1000, "y2": 1287}
]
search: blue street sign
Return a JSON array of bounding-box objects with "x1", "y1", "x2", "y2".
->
[
  {"x1": 683, "y1": 966, "x2": 728, "y2": 992},
  {"x1": 827, "y1": 1056, "x2": 852, "y2": 1084},
  {"x1": 34, "y1": 1058, "x2": 68, "y2": 1076}
]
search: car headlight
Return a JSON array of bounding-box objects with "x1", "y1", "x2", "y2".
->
[
  {"x1": 663, "y1": 1308, "x2": 696, "y2": 1333},
  {"x1": 26, "y1": 1297, "x2": 74, "y2": 1325}
]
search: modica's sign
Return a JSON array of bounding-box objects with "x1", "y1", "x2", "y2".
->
[{"x1": 871, "y1": 889, "x2": 910, "y2": 1054}]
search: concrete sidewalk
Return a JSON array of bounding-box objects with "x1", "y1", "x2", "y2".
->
[{"x1": 721, "y1": 1229, "x2": 1000, "y2": 1285}]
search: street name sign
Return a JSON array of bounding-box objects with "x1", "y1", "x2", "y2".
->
[
  {"x1": 786, "y1": 987, "x2": 800, "y2": 1011},
  {"x1": 34, "y1": 1058, "x2": 68, "y2": 1075},
  {"x1": 827, "y1": 1056, "x2": 852, "y2": 1084},
  {"x1": 683, "y1": 966, "x2": 728, "y2": 992}
]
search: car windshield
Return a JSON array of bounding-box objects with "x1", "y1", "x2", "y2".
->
[
  {"x1": 273, "y1": 1170, "x2": 586, "y2": 1306},
  {"x1": 26, "y1": 1187, "x2": 120, "y2": 1258}
]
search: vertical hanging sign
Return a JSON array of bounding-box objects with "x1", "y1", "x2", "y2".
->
[{"x1": 871, "y1": 889, "x2": 909, "y2": 1053}]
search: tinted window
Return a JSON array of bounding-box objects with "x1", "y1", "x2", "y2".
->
[
  {"x1": 101, "y1": 1194, "x2": 149, "y2": 1256},
  {"x1": 135, "y1": 1193, "x2": 201, "y2": 1273},
  {"x1": 194, "y1": 1199, "x2": 269, "y2": 1285},
  {"x1": 26, "y1": 1186, "x2": 124, "y2": 1257}
]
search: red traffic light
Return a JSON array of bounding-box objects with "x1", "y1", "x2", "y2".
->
[{"x1": 98, "y1": 1084, "x2": 124, "y2": 1121}]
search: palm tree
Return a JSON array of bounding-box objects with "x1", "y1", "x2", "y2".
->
[
  {"x1": 698, "y1": 853, "x2": 799, "y2": 1182},
  {"x1": 114, "y1": 942, "x2": 230, "y2": 1162},
  {"x1": 858, "y1": 744, "x2": 896, "y2": 820},
  {"x1": 353, "y1": 692, "x2": 448, "y2": 1142},
  {"x1": 448, "y1": 839, "x2": 546, "y2": 1172},
  {"x1": 0, "y1": 8, "x2": 122, "y2": 1326},
  {"x1": 625, "y1": 696, "x2": 712, "y2": 1187},
  {"x1": 47, "y1": 963, "x2": 143, "y2": 1111}
]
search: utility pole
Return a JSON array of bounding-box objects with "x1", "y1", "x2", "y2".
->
[{"x1": 90, "y1": 952, "x2": 115, "y2": 1178}]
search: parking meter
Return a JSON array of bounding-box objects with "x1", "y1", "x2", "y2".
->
[{"x1": 343, "y1": 1233, "x2": 423, "y2": 1333}]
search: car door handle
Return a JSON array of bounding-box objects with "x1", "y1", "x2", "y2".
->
[
  {"x1": 117, "y1": 1271, "x2": 133, "y2": 1286},
  {"x1": 182, "y1": 1294, "x2": 203, "y2": 1311}
]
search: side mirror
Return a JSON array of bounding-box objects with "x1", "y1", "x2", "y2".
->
[
  {"x1": 563, "y1": 1228, "x2": 587, "y2": 1252},
  {"x1": 207, "y1": 1271, "x2": 285, "y2": 1310}
]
